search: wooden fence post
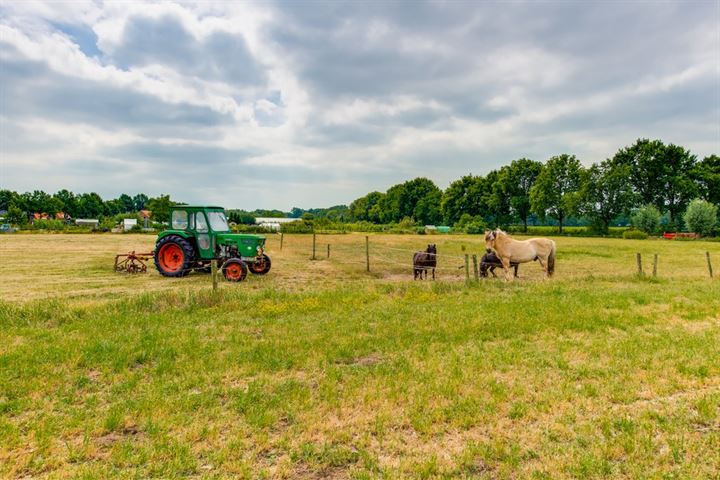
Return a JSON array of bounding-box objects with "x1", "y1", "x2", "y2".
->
[
  {"x1": 652, "y1": 254, "x2": 658, "y2": 277},
  {"x1": 464, "y1": 254, "x2": 470, "y2": 281},
  {"x1": 280, "y1": 232, "x2": 284, "y2": 251},
  {"x1": 312, "y1": 233, "x2": 316, "y2": 260},
  {"x1": 365, "y1": 236, "x2": 370, "y2": 272},
  {"x1": 707, "y1": 251, "x2": 714, "y2": 278},
  {"x1": 636, "y1": 253, "x2": 643, "y2": 276},
  {"x1": 472, "y1": 254, "x2": 479, "y2": 281},
  {"x1": 327, "y1": 244, "x2": 330, "y2": 259}
]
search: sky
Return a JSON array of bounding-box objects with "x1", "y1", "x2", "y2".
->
[{"x1": 1, "y1": 0, "x2": 718, "y2": 210}]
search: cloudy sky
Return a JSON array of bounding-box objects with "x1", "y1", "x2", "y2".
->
[{"x1": 1, "y1": 1, "x2": 718, "y2": 210}]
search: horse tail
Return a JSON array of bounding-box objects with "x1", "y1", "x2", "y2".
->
[{"x1": 547, "y1": 241, "x2": 556, "y2": 276}]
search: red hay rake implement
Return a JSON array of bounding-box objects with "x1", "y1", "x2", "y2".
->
[{"x1": 114, "y1": 251, "x2": 154, "y2": 274}]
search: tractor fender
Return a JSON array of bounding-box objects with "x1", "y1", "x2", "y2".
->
[{"x1": 156, "y1": 230, "x2": 192, "y2": 241}]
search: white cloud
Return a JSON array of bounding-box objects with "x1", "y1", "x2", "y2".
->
[{"x1": 0, "y1": 0, "x2": 717, "y2": 209}]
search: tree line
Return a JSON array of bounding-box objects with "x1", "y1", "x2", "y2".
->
[
  {"x1": 2, "y1": 138, "x2": 718, "y2": 234},
  {"x1": 0, "y1": 190, "x2": 177, "y2": 226},
  {"x1": 348, "y1": 139, "x2": 719, "y2": 233}
]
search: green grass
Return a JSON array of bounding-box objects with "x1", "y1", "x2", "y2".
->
[{"x1": 0, "y1": 235, "x2": 719, "y2": 478}]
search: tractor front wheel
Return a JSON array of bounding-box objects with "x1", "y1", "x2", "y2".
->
[
  {"x1": 222, "y1": 258, "x2": 248, "y2": 282},
  {"x1": 248, "y1": 254, "x2": 272, "y2": 275},
  {"x1": 154, "y1": 235, "x2": 195, "y2": 277}
]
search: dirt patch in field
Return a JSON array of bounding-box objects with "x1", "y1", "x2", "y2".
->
[
  {"x1": 335, "y1": 352, "x2": 383, "y2": 367},
  {"x1": 96, "y1": 423, "x2": 143, "y2": 446}
]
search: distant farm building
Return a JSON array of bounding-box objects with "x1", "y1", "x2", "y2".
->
[
  {"x1": 123, "y1": 219, "x2": 138, "y2": 231},
  {"x1": 75, "y1": 219, "x2": 99, "y2": 229},
  {"x1": 255, "y1": 217, "x2": 298, "y2": 231},
  {"x1": 32, "y1": 212, "x2": 70, "y2": 223}
]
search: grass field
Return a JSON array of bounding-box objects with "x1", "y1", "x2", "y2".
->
[{"x1": 1, "y1": 233, "x2": 719, "y2": 478}]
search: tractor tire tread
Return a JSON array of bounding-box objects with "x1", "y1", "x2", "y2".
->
[{"x1": 154, "y1": 235, "x2": 196, "y2": 277}]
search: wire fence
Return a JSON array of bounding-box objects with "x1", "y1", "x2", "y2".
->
[
  {"x1": 272, "y1": 233, "x2": 718, "y2": 282},
  {"x1": 114, "y1": 233, "x2": 717, "y2": 286}
]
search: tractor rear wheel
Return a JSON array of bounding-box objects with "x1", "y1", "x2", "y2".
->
[
  {"x1": 154, "y1": 235, "x2": 195, "y2": 277},
  {"x1": 248, "y1": 254, "x2": 272, "y2": 275},
  {"x1": 222, "y1": 258, "x2": 248, "y2": 282}
]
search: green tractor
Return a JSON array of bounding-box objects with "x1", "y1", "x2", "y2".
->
[{"x1": 153, "y1": 206, "x2": 270, "y2": 282}]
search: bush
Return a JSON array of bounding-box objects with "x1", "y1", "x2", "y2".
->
[
  {"x1": 397, "y1": 217, "x2": 417, "y2": 229},
  {"x1": 683, "y1": 199, "x2": 718, "y2": 237},
  {"x1": 92, "y1": 218, "x2": 117, "y2": 232},
  {"x1": 233, "y1": 224, "x2": 276, "y2": 234},
  {"x1": 623, "y1": 229, "x2": 648, "y2": 240},
  {"x1": 454, "y1": 214, "x2": 486, "y2": 234},
  {"x1": 631, "y1": 205, "x2": 662, "y2": 234},
  {"x1": 281, "y1": 220, "x2": 314, "y2": 234},
  {"x1": 31, "y1": 219, "x2": 66, "y2": 230},
  {"x1": 5, "y1": 205, "x2": 27, "y2": 227},
  {"x1": 465, "y1": 221, "x2": 487, "y2": 234}
]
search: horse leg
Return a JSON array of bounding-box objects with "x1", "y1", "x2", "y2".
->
[
  {"x1": 501, "y1": 257, "x2": 513, "y2": 282},
  {"x1": 432, "y1": 268, "x2": 435, "y2": 280},
  {"x1": 537, "y1": 256, "x2": 548, "y2": 279}
]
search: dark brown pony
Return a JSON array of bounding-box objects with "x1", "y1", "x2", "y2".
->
[
  {"x1": 480, "y1": 251, "x2": 520, "y2": 278},
  {"x1": 413, "y1": 244, "x2": 437, "y2": 280}
]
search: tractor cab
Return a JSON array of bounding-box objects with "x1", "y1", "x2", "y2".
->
[{"x1": 153, "y1": 206, "x2": 270, "y2": 281}]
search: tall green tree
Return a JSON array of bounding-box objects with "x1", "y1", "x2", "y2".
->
[
  {"x1": 349, "y1": 191, "x2": 383, "y2": 222},
  {"x1": 611, "y1": 138, "x2": 666, "y2": 207},
  {"x1": 54, "y1": 190, "x2": 78, "y2": 217},
  {"x1": 133, "y1": 193, "x2": 149, "y2": 211},
  {"x1": 0, "y1": 190, "x2": 19, "y2": 211},
  {"x1": 118, "y1": 194, "x2": 135, "y2": 213},
  {"x1": 104, "y1": 199, "x2": 123, "y2": 216},
  {"x1": 227, "y1": 210, "x2": 256, "y2": 225},
  {"x1": 398, "y1": 177, "x2": 442, "y2": 224},
  {"x1": 376, "y1": 184, "x2": 403, "y2": 223},
  {"x1": 495, "y1": 158, "x2": 543, "y2": 232},
  {"x1": 45, "y1": 196, "x2": 65, "y2": 218},
  {"x1": 611, "y1": 139, "x2": 698, "y2": 223},
  {"x1": 77, "y1": 193, "x2": 105, "y2": 218},
  {"x1": 146, "y1": 195, "x2": 175, "y2": 223},
  {"x1": 530, "y1": 154, "x2": 583, "y2": 233},
  {"x1": 22, "y1": 190, "x2": 51, "y2": 214},
  {"x1": 694, "y1": 154, "x2": 720, "y2": 206},
  {"x1": 660, "y1": 144, "x2": 697, "y2": 225},
  {"x1": 580, "y1": 160, "x2": 636, "y2": 233},
  {"x1": 412, "y1": 188, "x2": 442, "y2": 225},
  {"x1": 5, "y1": 204, "x2": 27, "y2": 226},
  {"x1": 481, "y1": 170, "x2": 511, "y2": 227},
  {"x1": 441, "y1": 175, "x2": 484, "y2": 225}
]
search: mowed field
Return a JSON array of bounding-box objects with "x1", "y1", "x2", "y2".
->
[{"x1": 1, "y1": 233, "x2": 719, "y2": 479}]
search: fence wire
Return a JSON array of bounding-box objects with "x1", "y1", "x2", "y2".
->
[{"x1": 113, "y1": 233, "x2": 719, "y2": 284}]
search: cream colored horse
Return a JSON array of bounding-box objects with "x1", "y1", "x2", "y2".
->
[{"x1": 484, "y1": 229, "x2": 556, "y2": 281}]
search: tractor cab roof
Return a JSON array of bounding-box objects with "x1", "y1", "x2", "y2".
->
[{"x1": 171, "y1": 205, "x2": 225, "y2": 211}]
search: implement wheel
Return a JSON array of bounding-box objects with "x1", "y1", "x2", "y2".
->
[
  {"x1": 222, "y1": 258, "x2": 248, "y2": 282},
  {"x1": 248, "y1": 254, "x2": 272, "y2": 275},
  {"x1": 154, "y1": 235, "x2": 195, "y2": 277}
]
